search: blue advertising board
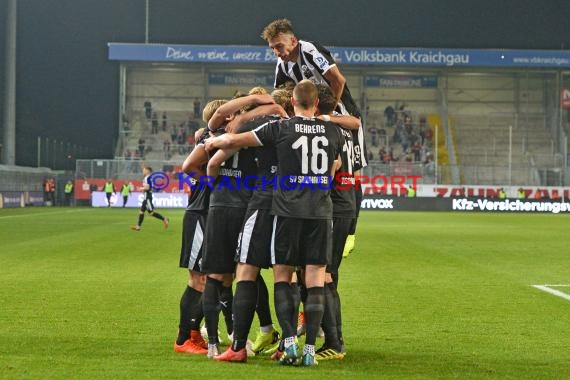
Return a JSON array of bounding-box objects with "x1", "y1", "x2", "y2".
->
[
  {"x1": 208, "y1": 73, "x2": 275, "y2": 86},
  {"x1": 365, "y1": 75, "x2": 438, "y2": 88},
  {"x1": 109, "y1": 43, "x2": 570, "y2": 68}
]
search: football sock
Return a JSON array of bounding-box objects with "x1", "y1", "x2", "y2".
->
[
  {"x1": 220, "y1": 284, "x2": 234, "y2": 336},
  {"x1": 256, "y1": 274, "x2": 273, "y2": 328},
  {"x1": 290, "y1": 282, "x2": 301, "y2": 319},
  {"x1": 303, "y1": 344, "x2": 315, "y2": 356},
  {"x1": 274, "y1": 282, "x2": 296, "y2": 339},
  {"x1": 333, "y1": 283, "x2": 343, "y2": 346},
  {"x1": 177, "y1": 285, "x2": 202, "y2": 345},
  {"x1": 299, "y1": 280, "x2": 307, "y2": 304},
  {"x1": 152, "y1": 212, "x2": 165, "y2": 221},
  {"x1": 304, "y1": 287, "x2": 325, "y2": 346},
  {"x1": 202, "y1": 277, "x2": 223, "y2": 344},
  {"x1": 322, "y1": 281, "x2": 341, "y2": 350},
  {"x1": 137, "y1": 213, "x2": 144, "y2": 226},
  {"x1": 283, "y1": 336, "x2": 296, "y2": 349},
  {"x1": 231, "y1": 280, "x2": 257, "y2": 351},
  {"x1": 192, "y1": 296, "x2": 204, "y2": 330}
]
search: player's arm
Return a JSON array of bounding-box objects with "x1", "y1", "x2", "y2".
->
[
  {"x1": 317, "y1": 114, "x2": 360, "y2": 130},
  {"x1": 204, "y1": 131, "x2": 261, "y2": 152},
  {"x1": 206, "y1": 148, "x2": 239, "y2": 178},
  {"x1": 323, "y1": 66, "x2": 346, "y2": 107},
  {"x1": 208, "y1": 94, "x2": 275, "y2": 131},
  {"x1": 226, "y1": 103, "x2": 287, "y2": 133},
  {"x1": 181, "y1": 144, "x2": 208, "y2": 178}
]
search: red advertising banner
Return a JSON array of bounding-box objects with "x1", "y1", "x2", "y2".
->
[{"x1": 561, "y1": 88, "x2": 570, "y2": 109}]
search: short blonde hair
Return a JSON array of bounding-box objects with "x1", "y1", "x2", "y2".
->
[
  {"x1": 202, "y1": 99, "x2": 227, "y2": 122},
  {"x1": 261, "y1": 18, "x2": 295, "y2": 41},
  {"x1": 293, "y1": 80, "x2": 318, "y2": 110}
]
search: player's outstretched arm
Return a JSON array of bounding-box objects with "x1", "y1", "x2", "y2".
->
[
  {"x1": 204, "y1": 132, "x2": 261, "y2": 152},
  {"x1": 318, "y1": 114, "x2": 361, "y2": 130},
  {"x1": 323, "y1": 66, "x2": 347, "y2": 106},
  {"x1": 208, "y1": 94, "x2": 276, "y2": 131},
  {"x1": 226, "y1": 104, "x2": 287, "y2": 133}
]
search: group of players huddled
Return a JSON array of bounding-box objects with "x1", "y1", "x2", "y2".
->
[{"x1": 173, "y1": 19, "x2": 366, "y2": 367}]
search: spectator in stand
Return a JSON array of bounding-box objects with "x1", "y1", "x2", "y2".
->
[
  {"x1": 424, "y1": 125, "x2": 433, "y2": 146},
  {"x1": 418, "y1": 115, "x2": 427, "y2": 145},
  {"x1": 144, "y1": 100, "x2": 152, "y2": 120},
  {"x1": 151, "y1": 112, "x2": 159, "y2": 134},
  {"x1": 384, "y1": 105, "x2": 396, "y2": 127},
  {"x1": 170, "y1": 124, "x2": 178, "y2": 144},
  {"x1": 177, "y1": 130, "x2": 186, "y2": 155},
  {"x1": 138, "y1": 138, "x2": 146, "y2": 158},
  {"x1": 404, "y1": 115, "x2": 414, "y2": 136},
  {"x1": 420, "y1": 145, "x2": 428, "y2": 163},
  {"x1": 368, "y1": 126, "x2": 379, "y2": 147},
  {"x1": 193, "y1": 98, "x2": 201, "y2": 118},
  {"x1": 367, "y1": 151, "x2": 374, "y2": 161},
  {"x1": 378, "y1": 126, "x2": 387, "y2": 147},
  {"x1": 411, "y1": 141, "x2": 421, "y2": 162},
  {"x1": 162, "y1": 112, "x2": 168, "y2": 131},
  {"x1": 424, "y1": 154, "x2": 435, "y2": 176},
  {"x1": 164, "y1": 139, "x2": 171, "y2": 160}
]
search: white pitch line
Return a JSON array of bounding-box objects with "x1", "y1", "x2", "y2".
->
[
  {"x1": 0, "y1": 208, "x2": 90, "y2": 219},
  {"x1": 543, "y1": 284, "x2": 570, "y2": 287},
  {"x1": 532, "y1": 285, "x2": 570, "y2": 302}
]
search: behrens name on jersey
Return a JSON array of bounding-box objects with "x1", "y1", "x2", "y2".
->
[{"x1": 295, "y1": 124, "x2": 325, "y2": 134}]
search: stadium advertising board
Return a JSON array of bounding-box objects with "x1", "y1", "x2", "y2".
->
[
  {"x1": 0, "y1": 191, "x2": 44, "y2": 208},
  {"x1": 365, "y1": 75, "x2": 438, "y2": 88},
  {"x1": 91, "y1": 191, "x2": 187, "y2": 208},
  {"x1": 108, "y1": 43, "x2": 570, "y2": 68},
  {"x1": 361, "y1": 196, "x2": 570, "y2": 213},
  {"x1": 362, "y1": 184, "x2": 570, "y2": 200},
  {"x1": 74, "y1": 178, "x2": 187, "y2": 200}
]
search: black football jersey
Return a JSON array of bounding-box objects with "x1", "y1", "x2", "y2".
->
[
  {"x1": 253, "y1": 116, "x2": 343, "y2": 219},
  {"x1": 208, "y1": 146, "x2": 257, "y2": 209},
  {"x1": 332, "y1": 126, "x2": 357, "y2": 217},
  {"x1": 274, "y1": 40, "x2": 360, "y2": 118},
  {"x1": 186, "y1": 177, "x2": 210, "y2": 212},
  {"x1": 237, "y1": 116, "x2": 281, "y2": 210}
]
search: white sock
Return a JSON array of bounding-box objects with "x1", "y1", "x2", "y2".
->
[
  {"x1": 284, "y1": 336, "x2": 296, "y2": 348},
  {"x1": 260, "y1": 324, "x2": 274, "y2": 333},
  {"x1": 303, "y1": 344, "x2": 315, "y2": 356}
]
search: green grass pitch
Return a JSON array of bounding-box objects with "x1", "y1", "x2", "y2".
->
[{"x1": 1, "y1": 208, "x2": 570, "y2": 379}]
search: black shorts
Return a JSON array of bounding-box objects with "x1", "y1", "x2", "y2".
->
[
  {"x1": 179, "y1": 210, "x2": 207, "y2": 272},
  {"x1": 236, "y1": 209, "x2": 272, "y2": 269},
  {"x1": 201, "y1": 207, "x2": 246, "y2": 274},
  {"x1": 271, "y1": 216, "x2": 332, "y2": 267},
  {"x1": 140, "y1": 194, "x2": 154, "y2": 213},
  {"x1": 328, "y1": 217, "x2": 354, "y2": 274}
]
